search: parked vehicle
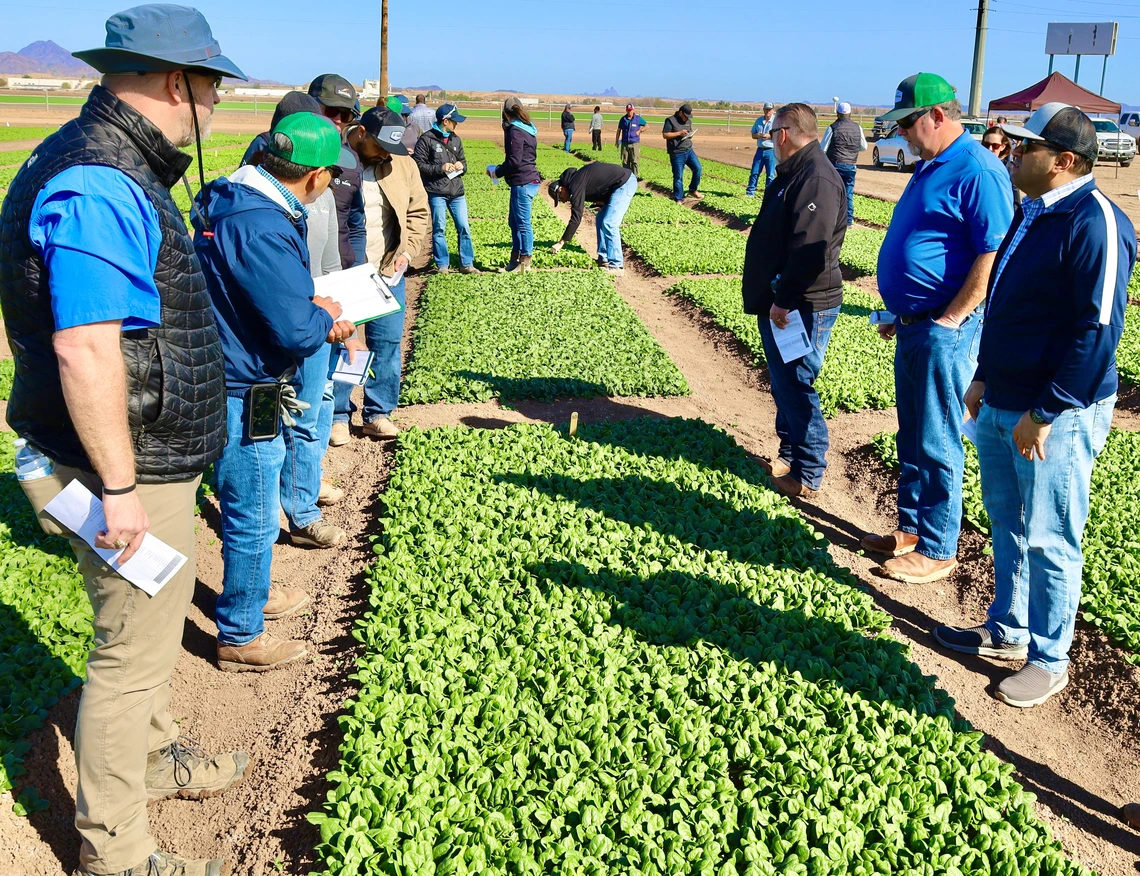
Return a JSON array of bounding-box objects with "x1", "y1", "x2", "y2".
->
[
  {"x1": 962, "y1": 120, "x2": 988, "y2": 142},
  {"x1": 1094, "y1": 118, "x2": 1137, "y2": 166},
  {"x1": 1119, "y1": 111, "x2": 1140, "y2": 146},
  {"x1": 870, "y1": 125, "x2": 919, "y2": 172},
  {"x1": 871, "y1": 115, "x2": 890, "y2": 140}
]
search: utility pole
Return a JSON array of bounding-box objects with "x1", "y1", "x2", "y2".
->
[
  {"x1": 968, "y1": 0, "x2": 989, "y2": 118},
  {"x1": 377, "y1": 0, "x2": 389, "y2": 106}
]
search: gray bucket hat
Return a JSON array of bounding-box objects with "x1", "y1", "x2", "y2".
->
[{"x1": 74, "y1": 3, "x2": 246, "y2": 80}]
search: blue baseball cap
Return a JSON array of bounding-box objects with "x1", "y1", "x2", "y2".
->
[
  {"x1": 436, "y1": 104, "x2": 466, "y2": 124},
  {"x1": 74, "y1": 4, "x2": 246, "y2": 80}
]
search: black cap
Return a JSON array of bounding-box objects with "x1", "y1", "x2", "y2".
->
[
  {"x1": 679, "y1": 103, "x2": 693, "y2": 116},
  {"x1": 549, "y1": 167, "x2": 577, "y2": 205},
  {"x1": 270, "y1": 91, "x2": 322, "y2": 131},
  {"x1": 308, "y1": 73, "x2": 359, "y2": 113},
  {"x1": 1000, "y1": 102, "x2": 1099, "y2": 164},
  {"x1": 359, "y1": 107, "x2": 409, "y2": 156}
]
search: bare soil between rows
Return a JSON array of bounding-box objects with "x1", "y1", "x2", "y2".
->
[{"x1": 1, "y1": 125, "x2": 1140, "y2": 876}]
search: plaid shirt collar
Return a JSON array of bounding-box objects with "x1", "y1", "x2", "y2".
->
[
  {"x1": 255, "y1": 165, "x2": 306, "y2": 218},
  {"x1": 1021, "y1": 173, "x2": 1095, "y2": 219}
]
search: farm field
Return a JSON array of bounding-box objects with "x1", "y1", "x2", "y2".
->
[{"x1": 0, "y1": 122, "x2": 1139, "y2": 876}]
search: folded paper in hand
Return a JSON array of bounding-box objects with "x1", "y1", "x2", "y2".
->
[
  {"x1": 961, "y1": 415, "x2": 978, "y2": 444},
  {"x1": 313, "y1": 263, "x2": 403, "y2": 325},
  {"x1": 43, "y1": 480, "x2": 187, "y2": 596},
  {"x1": 770, "y1": 310, "x2": 813, "y2": 363}
]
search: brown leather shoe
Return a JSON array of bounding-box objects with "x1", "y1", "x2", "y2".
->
[
  {"x1": 879, "y1": 551, "x2": 958, "y2": 584},
  {"x1": 1121, "y1": 802, "x2": 1140, "y2": 830},
  {"x1": 769, "y1": 473, "x2": 818, "y2": 498},
  {"x1": 217, "y1": 633, "x2": 307, "y2": 673},
  {"x1": 759, "y1": 457, "x2": 791, "y2": 478},
  {"x1": 263, "y1": 586, "x2": 311, "y2": 620},
  {"x1": 860, "y1": 530, "x2": 919, "y2": 557}
]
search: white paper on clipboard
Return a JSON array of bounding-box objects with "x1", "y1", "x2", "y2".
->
[
  {"x1": 313, "y1": 263, "x2": 403, "y2": 325},
  {"x1": 770, "y1": 310, "x2": 813, "y2": 363},
  {"x1": 43, "y1": 480, "x2": 187, "y2": 596},
  {"x1": 330, "y1": 348, "x2": 374, "y2": 385}
]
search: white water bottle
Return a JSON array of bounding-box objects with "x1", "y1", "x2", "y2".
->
[{"x1": 14, "y1": 438, "x2": 53, "y2": 481}]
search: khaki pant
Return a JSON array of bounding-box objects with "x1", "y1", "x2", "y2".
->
[
  {"x1": 621, "y1": 143, "x2": 640, "y2": 178},
  {"x1": 22, "y1": 464, "x2": 200, "y2": 873}
]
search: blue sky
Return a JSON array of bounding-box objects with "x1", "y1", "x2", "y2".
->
[{"x1": 7, "y1": 0, "x2": 1140, "y2": 109}]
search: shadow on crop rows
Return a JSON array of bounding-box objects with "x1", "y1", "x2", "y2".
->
[{"x1": 453, "y1": 371, "x2": 615, "y2": 404}]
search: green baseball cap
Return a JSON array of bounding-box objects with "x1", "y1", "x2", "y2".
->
[
  {"x1": 882, "y1": 73, "x2": 957, "y2": 121},
  {"x1": 268, "y1": 112, "x2": 352, "y2": 169}
]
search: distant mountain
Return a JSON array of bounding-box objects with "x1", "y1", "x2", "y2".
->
[
  {"x1": 397, "y1": 84, "x2": 444, "y2": 93},
  {"x1": 0, "y1": 40, "x2": 96, "y2": 77},
  {"x1": 585, "y1": 87, "x2": 620, "y2": 98}
]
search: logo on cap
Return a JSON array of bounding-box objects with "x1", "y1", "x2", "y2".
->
[
  {"x1": 388, "y1": 131, "x2": 402, "y2": 143},
  {"x1": 337, "y1": 88, "x2": 351, "y2": 97}
]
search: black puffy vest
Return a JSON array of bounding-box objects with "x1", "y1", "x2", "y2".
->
[
  {"x1": 0, "y1": 85, "x2": 226, "y2": 482},
  {"x1": 825, "y1": 117, "x2": 864, "y2": 165}
]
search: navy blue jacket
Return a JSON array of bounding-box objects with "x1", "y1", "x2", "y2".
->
[
  {"x1": 192, "y1": 171, "x2": 333, "y2": 394},
  {"x1": 495, "y1": 123, "x2": 540, "y2": 186},
  {"x1": 977, "y1": 179, "x2": 1137, "y2": 422}
]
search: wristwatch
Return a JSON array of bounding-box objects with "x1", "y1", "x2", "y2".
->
[{"x1": 1029, "y1": 410, "x2": 1048, "y2": 425}]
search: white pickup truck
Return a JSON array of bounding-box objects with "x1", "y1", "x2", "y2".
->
[{"x1": 1093, "y1": 118, "x2": 1136, "y2": 166}]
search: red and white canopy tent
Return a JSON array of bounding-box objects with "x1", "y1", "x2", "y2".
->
[{"x1": 987, "y1": 72, "x2": 1121, "y2": 116}]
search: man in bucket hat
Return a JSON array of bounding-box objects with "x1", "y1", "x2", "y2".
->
[
  {"x1": 0, "y1": 5, "x2": 250, "y2": 874},
  {"x1": 933, "y1": 103, "x2": 1136, "y2": 708}
]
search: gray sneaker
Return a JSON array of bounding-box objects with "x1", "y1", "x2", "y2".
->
[
  {"x1": 932, "y1": 624, "x2": 1028, "y2": 660},
  {"x1": 996, "y1": 664, "x2": 1069, "y2": 708},
  {"x1": 290, "y1": 519, "x2": 347, "y2": 548},
  {"x1": 75, "y1": 850, "x2": 226, "y2": 876}
]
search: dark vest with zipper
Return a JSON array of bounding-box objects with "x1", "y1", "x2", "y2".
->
[
  {"x1": 825, "y1": 117, "x2": 863, "y2": 165},
  {"x1": 0, "y1": 85, "x2": 226, "y2": 482}
]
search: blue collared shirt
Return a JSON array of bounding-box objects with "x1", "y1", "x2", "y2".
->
[
  {"x1": 753, "y1": 115, "x2": 775, "y2": 149},
  {"x1": 877, "y1": 132, "x2": 1014, "y2": 316},
  {"x1": 29, "y1": 165, "x2": 163, "y2": 331},
  {"x1": 255, "y1": 165, "x2": 306, "y2": 217}
]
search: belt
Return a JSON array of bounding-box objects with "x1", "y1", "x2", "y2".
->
[{"x1": 898, "y1": 307, "x2": 945, "y2": 326}]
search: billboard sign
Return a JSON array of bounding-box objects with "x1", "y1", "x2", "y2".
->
[{"x1": 1045, "y1": 22, "x2": 1118, "y2": 56}]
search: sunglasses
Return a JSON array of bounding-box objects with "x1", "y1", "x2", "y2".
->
[
  {"x1": 1018, "y1": 139, "x2": 1059, "y2": 154},
  {"x1": 322, "y1": 106, "x2": 355, "y2": 123},
  {"x1": 896, "y1": 108, "x2": 931, "y2": 130},
  {"x1": 982, "y1": 140, "x2": 1005, "y2": 151}
]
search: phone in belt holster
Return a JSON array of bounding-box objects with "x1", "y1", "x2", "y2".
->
[{"x1": 246, "y1": 383, "x2": 283, "y2": 442}]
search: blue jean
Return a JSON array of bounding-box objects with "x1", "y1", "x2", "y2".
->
[
  {"x1": 563, "y1": 129, "x2": 573, "y2": 151},
  {"x1": 979, "y1": 397, "x2": 1114, "y2": 673},
  {"x1": 429, "y1": 194, "x2": 474, "y2": 269},
  {"x1": 894, "y1": 312, "x2": 983, "y2": 560},
  {"x1": 669, "y1": 150, "x2": 702, "y2": 201},
  {"x1": 747, "y1": 148, "x2": 777, "y2": 195},
  {"x1": 361, "y1": 275, "x2": 407, "y2": 423},
  {"x1": 332, "y1": 343, "x2": 353, "y2": 426},
  {"x1": 508, "y1": 183, "x2": 539, "y2": 256},
  {"x1": 757, "y1": 306, "x2": 840, "y2": 490},
  {"x1": 280, "y1": 343, "x2": 331, "y2": 530},
  {"x1": 214, "y1": 394, "x2": 286, "y2": 645},
  {"x1": 596, "y1": 175, "x2": 638, "y2": 267},
  {"x1": 834, "y1": 163, "x2": 856, "y2": 226}
]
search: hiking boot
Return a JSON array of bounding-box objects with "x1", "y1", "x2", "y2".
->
[
  {"x1": 263, "y1": 586, "x2": 310, "y2": 620},
  {"x1": 318, "y1": 480, "x2": 344, "y2": 506},
  {"x1": 457, "y1": 264, "x2": 480, "y2": 274},
  {"x1": 518, "y1": 255, "x2": 532, "y2": 274},
  {"x1": 860, "y1": 530, "x2": 919, "y2": 557},
  {"x1": 995, "y1": 664, "x2": 1069, "y2": 708},
  {"x1": 759, "y1": 457, "x2": 791, "y2": 478},
  {"x1": 500, "y1": 248, "x2": 521, "y2": 273},
  {"x1": 362, "y1": 417, "x2": 400, "y2": 440},
  {"x1": 688, "y1": 191, "x2": 704, "y2": 201},
  {"x1": 145, "y1": 737, "x2": 250, "y2": 802},
  {"x1": 1120, "y1": 802, "x2": 1140, "y2": 830},
  {"x1": 879, "y1": 551, "x2": 958, "y2": 584},
  {"x1": 75, "y1": 850, "x2": 227, "y2": 876},
  {"x1": 596, "y1": 255, "x2": 609, "y2": 268},
  {"x1": 217, "y1": 633, "x2": 307, "y2": 673},
  {"x1": 769, "y1": 473, "x2": 819, "y2": 499},
  {"x1": 932, "y1": 623, "x2": 1028, "y2": 660},
  {"x1": 329, "y1": 422, "x2": 351, "y2": 447},
  {"x1": 290, "y1": 519, "x2": 347, "y2": 548}
]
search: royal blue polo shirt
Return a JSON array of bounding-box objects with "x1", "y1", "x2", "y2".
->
[
  {"x1": 877, "y1": 132, "x2": 1014, "y2": 317},
  {"x1": 29, "y1": 165, "x2": 163, "y2": 332}
]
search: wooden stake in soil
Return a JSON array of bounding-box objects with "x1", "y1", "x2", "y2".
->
[{"x1": 569, "y1": 412, "x2": 579, "y2": 437}]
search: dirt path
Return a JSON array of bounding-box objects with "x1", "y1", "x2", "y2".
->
[{"x1": 3, "y1": 161, "x2": 1140, "y2": 875}]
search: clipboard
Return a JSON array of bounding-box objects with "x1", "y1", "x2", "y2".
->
[{"x1": 313, "y1": 263, "x2": 403, "y2": 326}]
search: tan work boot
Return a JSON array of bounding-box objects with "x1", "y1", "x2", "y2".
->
[
  {"x1": 145, "y1": 737, "x2": 250, "y2": 802},
  {"x1": 75, "y1": 850, "x2": 227, "y2": 876},
  {"x1": 290, "y1": 519, "x2": 347, "y2": 548},
  {"x1": 328, "y1": 422, "x2": 351, "y2": 447},
  {"x1": 518, "y1": 255, "x2": 532, "y2": 274},
  {"x1": 362, "y1": 417, "x2": 400, "y2": 440},
  {"x1": 263, "y1": 585, "x2": 311, "y2": 620},
  {"x1": 217, "y1": 633, "x2": 307, "y2": 673},
  {"x1": 318, "y1": 480, "x2": 344, "y2": 506},
  {"x1": 860, "y1": 529, "x2": 919, "y2": 557},
  {"x1": 759, "y1": 457, "x2": 791, "y2": 478},
  {"x1": 769, "y1": 473, "x2": 819, "y2": 499},
  {"x1": 500, "y1": 248, "x2": 520, "y2": 273},
  {"x1": 879, "y1": 551, "x2": 958, "y2": 584},
  {"x1": 1121, "y1": 802, "x2": 1140, "y2": 830}
]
